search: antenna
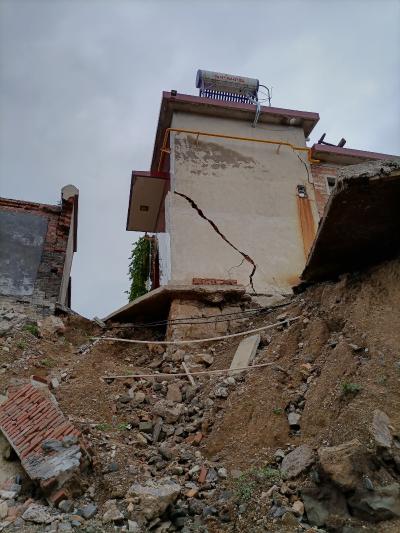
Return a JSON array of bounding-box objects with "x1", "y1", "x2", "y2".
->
[{"x1": 318, "y1": 133, "x2": 347, "y2": 148}]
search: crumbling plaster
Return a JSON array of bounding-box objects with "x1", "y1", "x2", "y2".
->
[{"x1": 164, "y1": 112, "x2": 319, "y2": 294}]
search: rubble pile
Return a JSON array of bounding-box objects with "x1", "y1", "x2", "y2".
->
[{"x1": 0, "y1": 257, "x2": 399, "y2": 531}]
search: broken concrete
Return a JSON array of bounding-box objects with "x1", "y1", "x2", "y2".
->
[
  {"x1": 229, "y1": 334, "x2": 260, "y2": 374},
  {"x1": 302, "y1": 159, "x2": 400, "y2": 282}
]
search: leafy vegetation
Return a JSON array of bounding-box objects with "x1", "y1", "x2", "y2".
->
[
  {"x1": 24, "y1": 324, "x2": 39, "y2": 337},
  {"x1": 40, "y1": 358, "x2": 56, "y2": 368},
  {"x1": 95, "y1": 423, "x2": 112, "y2": 431},
  {"x1": 234, "y1": 465, "x2": 282, "y2": 502},
  {"x1": 126, "y1": 236, "x2": 152, "y2": 302},
  {"x1": 341, "y1": 381, "x2": 362, "y2": 395},
  {"x1": 272, "y1": 407, "x2": 283, "y2": 415}
]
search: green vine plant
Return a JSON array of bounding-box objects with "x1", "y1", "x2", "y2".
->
[{"x1": 126, "y1": 236, "x2": 152, "y2": 302}]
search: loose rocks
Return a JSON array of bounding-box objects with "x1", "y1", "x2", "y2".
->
[
  {"x1": 281, "y1": 444, "x2": 314, "y2": 479},
  {"x1": 128, "y1": 479, "x2": 181, "y2": 521}
]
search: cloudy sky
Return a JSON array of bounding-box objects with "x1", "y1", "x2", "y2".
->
[{"x1": 0, "y1": 0, "x2": 399, "y2": 319}]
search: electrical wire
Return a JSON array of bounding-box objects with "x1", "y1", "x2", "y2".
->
[
  {"x1": 95, "y1": 316, "x2": 300, "y2": 346},
  {"x1": 107, "y1": 301, "x2": 291, "y2": 329}
]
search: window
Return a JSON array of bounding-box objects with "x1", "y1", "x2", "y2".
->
[{"x1": 326, "y1": 176, "x2": 337, "y2": 194}]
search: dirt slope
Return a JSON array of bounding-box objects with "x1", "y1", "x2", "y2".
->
[{"x1": 0, "y1": 257, "x2": 399, "y2": 532}]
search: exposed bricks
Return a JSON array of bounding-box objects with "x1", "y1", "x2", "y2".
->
[
  {"x1": 192, "y1": 278, "x2": 238, "y2": 286},
  {"x1": 311, "y1": 163, "x2": 340, "y2": 217},
  {"x1": 0, "y1": 384, "x2": 84, "y2": 479}
]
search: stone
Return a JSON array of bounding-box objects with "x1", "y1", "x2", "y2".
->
[
  {"x1": 62, "y1": 435, "x2": 78, "y2": 447},
  {"x1": 0, "y1": 490, "x2": 17, "y2": 500},
  {"x1": 152, "y1": 400, "x2": 184, "y2": 423},
  {"x1": 139, "y1": 422, "x2": 153, "y2": 434},
  {"x1": 102, "y1": 500, "x2": 124, "y2": 523},
  {"x1": 128, "y1": 520, "x2": 141, "y2": 532},
  {"x1": 0, "y1": 502, "x2": 7, "y2": 520},
  {"x1": 214, "y1": 386, "x2": 228, "y2": 398},
  {"x1": 191, "y1": 353, "x2": 214, "y2": 366},
  {"x1": 37, "y1": 315, "x2": 65, "y2": 337},
  {"x1": 128, "y1": 479, "x2": 181, "y2": 521},
  {"x1": 166, "y1": 349, "x2": 185, "y2": 363},
  {"x1": 318, "y1": 439, "x2": 366, "y2": 491},
  {"x1": 166, "y1": 383, "x2": 182, "y2": 403},
  {"x1": 302, "y1": 484, "x2": 350, "y2": 527},
  {"x1": 281, "y1": 511, "x2": 298, "y2": 526},
  {"x1": 288, "y1": 412, "x2": 301, "y2": 428},
  {"x1": 292, "y1": 500, "x2": 304, "y2": 516},
  {"x1": 22, "y1": 504, "x2": 51, "y2": 524},
  {"x1": 217, "y1": 467, "x2": 228, "y2": 478},
  {"x1": 58, "y1": 500, "x2": 74, "y2": 513},
  {"x1": 370, "y1": 409, "x2": 393, "y2": 449},
  {"x1": 274, "y1": 449, "x2": 286, "y2": 462},
  {"x1": 77, "y1": 503, "x2": 97, "y2": 519},
  {"x1": 58, "y1": 522, "x2": 73, "y2": 531},
  {"x1": 281, "y1": 445, "x2": 314, "y2": 479},
  {"x1": 348, "y1": 483, "x2": 400, "y2": 522},
  {"x1": 134, "y1": 391, "x2": 146, "y2": 404},
  {"x1": 50, "y1": 378, "x2": 60, "y2": 389}
]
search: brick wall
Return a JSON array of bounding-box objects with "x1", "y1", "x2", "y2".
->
[
  {"x1": 0, "y1": 188, "x2": 77, "y2": 319},
  {"x1": 311, "y1": 164, "x2": 341, "y2": 217}
]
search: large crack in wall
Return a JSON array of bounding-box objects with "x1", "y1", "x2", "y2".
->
[{"x1": 174, "y1": 191, "x2": 257, "y2": 291}]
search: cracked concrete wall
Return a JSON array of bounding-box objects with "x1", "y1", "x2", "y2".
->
[{"x1": 165, "y1": 112, "x2": 319, "y2": 294}]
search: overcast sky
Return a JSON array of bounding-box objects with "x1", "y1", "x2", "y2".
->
[{"x1": 1, "y1": 0, "x2": 399, "y2": 319}]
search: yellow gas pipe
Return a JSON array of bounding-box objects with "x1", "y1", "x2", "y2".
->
[{"x1": 157, "y1": 127, "x2": 320, "y2": 172}]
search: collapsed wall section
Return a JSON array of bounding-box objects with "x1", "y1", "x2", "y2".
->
[{"x1": 0, "y1": 185, "x2": 79, "y2": 327}]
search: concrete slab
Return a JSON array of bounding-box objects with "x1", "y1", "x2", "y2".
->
[
  {"x1": 302, "y1": 159, "x2": 400, "y2": 283},
  {"x1": 103, "y1": 283, "x2": 246, "y2": 323},
  {"x1": 229, "y1": 334, "x2": 260, "y2": 374}
]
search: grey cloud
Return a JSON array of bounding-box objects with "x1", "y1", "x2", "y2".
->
[{"x1": 0, "y1": 0, "x2": 399, "y2": 317}]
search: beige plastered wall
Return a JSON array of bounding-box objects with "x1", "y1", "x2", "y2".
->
[{"x1": 164, "y1": 111, "x2": 319, "y2": 295}]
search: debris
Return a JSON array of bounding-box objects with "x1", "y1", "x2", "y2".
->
[
  {"x1": 348, "y1": 483, "x2": 400, "y2": 521},
  {"x1": 93, "y1": 316, "x2": 106, "y2": 328},
  {"x1": 182, "y1": 361, "x2": 196, "y2": 386},
  {"x1": 287, "y1": 411, "x2": 301, "y2": 429},
  {"x1": 127, "y1": 479, "x2": 181, "y2": 521},
  {"x1": 190, "y1": 353, "x2": 214, "y2": 366},
  {"x1": 37, "y1": 316, "x2": 65, "y2": 337},
  {"x1": 22, "y1": 503, "x2": 51, "y2": 524},
  {"x1": 229, "y1": 334, "x2": 260, "y2": 374},
  {"x1": 102, "y1": 499, "x2": 124, "y2": 523},
  {"x1": 166, "y1": 383, "x2": 182, "y2": 403},
  {"x1": 281, "y1": 445, "x2": 314, "y2": 479},
  {"x1": 301, "y1": 484, "x2": 350, "y2": 527},
  {"x1": 370, "y1": 409, "x2": 393, "y2": 449},
  {"x1": 292, "y1": 500, "x2": 304, "y2": 516},
  {"x1": 318, "y1": 439, "x2": 366, "y2": 491},
  {"x1": 0, "y1": 384, "x2": 90, "y2": 502}
]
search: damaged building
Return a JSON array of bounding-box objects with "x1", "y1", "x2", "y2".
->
[
  {"x1": 106, "y1": 70, "x2": 398, "y2": 328},
  {"x1": 0, "y1": 185, "x2": 79, "y2": 331}
]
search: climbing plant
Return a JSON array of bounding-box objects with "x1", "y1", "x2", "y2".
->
[{"x1": 126, "y1": 236, "x2": 151, "y2": 301}]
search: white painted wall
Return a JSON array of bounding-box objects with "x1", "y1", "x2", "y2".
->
[
  {"x1": 164, "y1": 112, "x2": 319, "y2": 295},
  {"x1": 158, "y1": 231, "x2": 171, "y2": 285}
]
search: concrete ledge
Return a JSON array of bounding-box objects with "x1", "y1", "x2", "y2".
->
[
  {"x1": 103, "y1": 284, "x2": 247, "y2": 323},
  {"x1": 302, "y1": 159, "x2": 400, "y2": 283}
]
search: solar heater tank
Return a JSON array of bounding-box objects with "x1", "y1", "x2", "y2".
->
[{"x1": 196, "y1": 70, "x2": 259, "y2": 98}]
